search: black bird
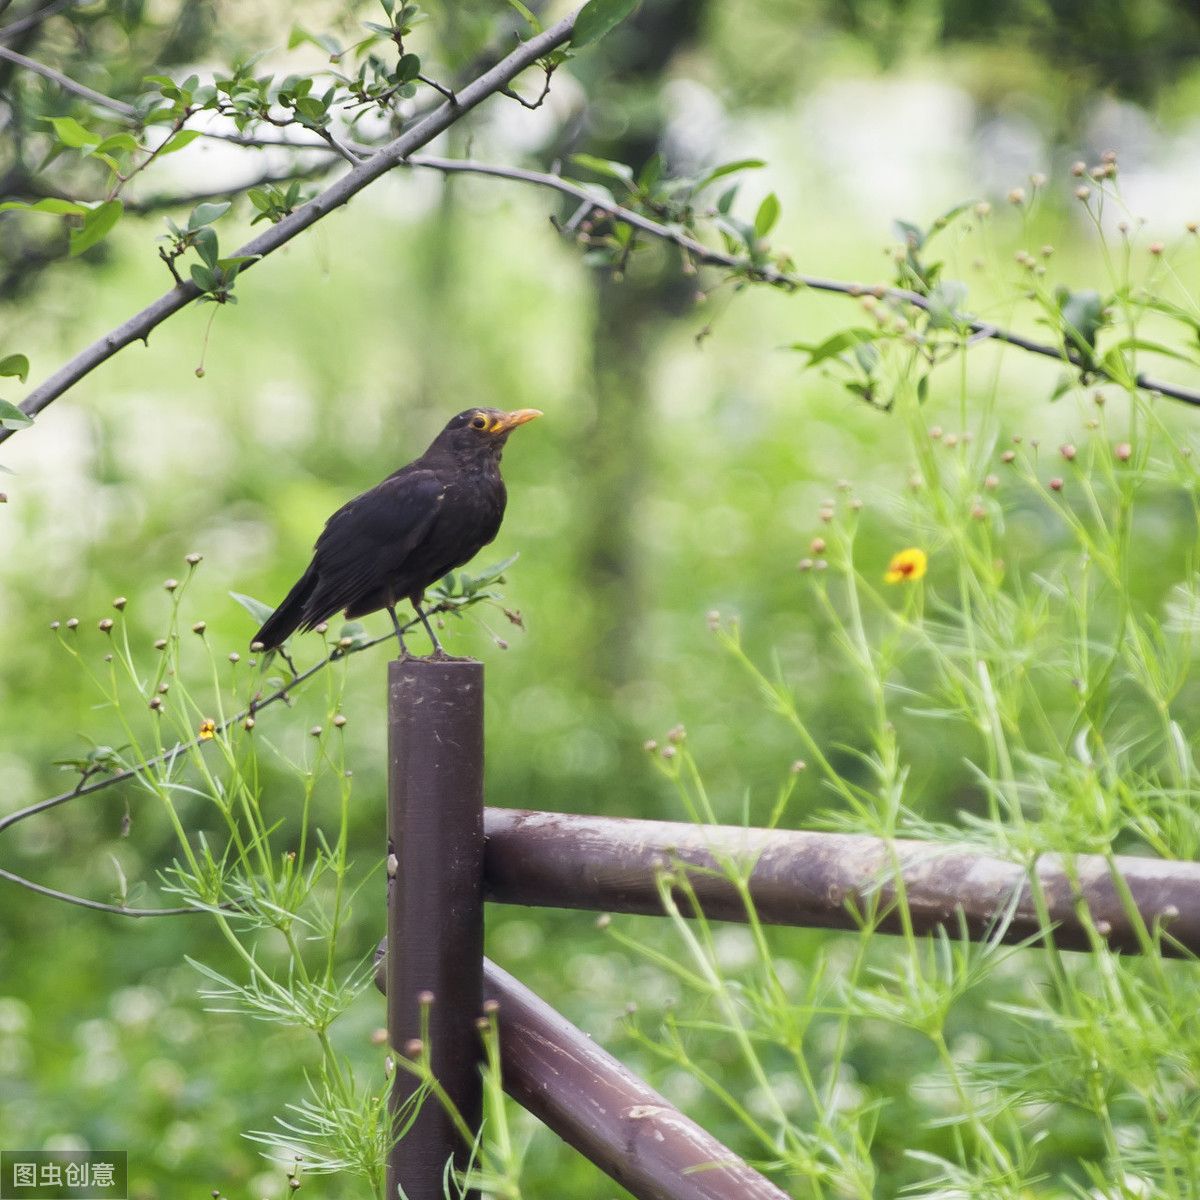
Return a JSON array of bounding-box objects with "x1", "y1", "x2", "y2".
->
[{"x1": 252, "y1": 406, "x2": 542, "y2": 657}]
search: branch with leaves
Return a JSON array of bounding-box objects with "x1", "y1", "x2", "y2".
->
[
  {"x1": 0, "y1": 5, "x2": 583, "y2": 443},
  {"x1": 393, "y1": 155, "x2": 1200, "y2": 410}
]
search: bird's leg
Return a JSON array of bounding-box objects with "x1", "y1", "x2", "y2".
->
[
  {"x1": 277, "y1": 646, "x2": 299, "y2": 677},
  {"x1": 387, "y1": 603, "x2": 410, "y2": 658},
  {"x1": 412, "y1": 597, "x2": 445, "y2": 657}
]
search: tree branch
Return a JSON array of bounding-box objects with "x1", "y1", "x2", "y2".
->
[
  {"x1": 398, "y1": 155, "x2": 1200, "y2": 410},
  {"x1": 121, "y1": 162, "x2": 337, "y2": 216},
  {"x1": 0, "y1": 865, "x2": 212, "y2": 917},
  {"x1": 0, "y1": 43, "x2": 137, "y2": 116},
  {"x1": 0, "y1": 9, "x2": 583, "y2": 444},
  {"x1": 0, "y1": 0, "x2": 75, "y2": 43}
]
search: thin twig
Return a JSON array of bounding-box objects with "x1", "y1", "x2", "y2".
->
[
  {"x1": 0, "y1": 8, "x2": 583, "y2": 444},
  {"x1": 0, "y1": 613, "x2": 443, "y2": 916},
  {"x1": 500, "y1": 69, "x2": 553, "y2": 110},
  {"x1": 0, "y1": 624, "x2": 414, "y2": 839},
  {"x1": 398, "y1": 155, "x2": 1200, "y2": 409},
  {"x1": 313, "y1": 125, "x2": 363, "y2": 164},
  {"x1": 0, "y1": 0, "x2": 75, "y2": 43},
  {"x1": 122, "y1": 162, "x2": 336, "y2": 215},
  {"x1": 417, "y1": 72, "x2": 456, "y2": 104},
  {"x1": 0, "y1": 865, "x2": 215, "y2": 917},
  {"x1": 0, "y1": 42, "x2": 136, "y2": 116}
]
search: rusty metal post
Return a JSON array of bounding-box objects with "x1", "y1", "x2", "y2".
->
[{"x1": 387, "y1": 658, "x2": 485, "y2": 1200}]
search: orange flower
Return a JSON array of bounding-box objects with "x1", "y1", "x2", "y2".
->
[
  {"x1": 884, "y1": 547, "x2": 928, "y2": 584},
  {"x1": 198, "y1": 718, "x2": 217, "y2": 740}
]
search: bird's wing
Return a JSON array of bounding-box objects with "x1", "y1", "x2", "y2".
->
[{"x1": 302, "y1": 468, "x2": 445, "y2": 623}]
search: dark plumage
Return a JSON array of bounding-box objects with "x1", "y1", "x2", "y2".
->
[{"x1": 252, "y1": 406, "x2": 542, "y2": 656}]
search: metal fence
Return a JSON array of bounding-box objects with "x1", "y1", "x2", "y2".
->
[{"x1": 376, "y1": 657, "x2": 1200, "y2": 1200}]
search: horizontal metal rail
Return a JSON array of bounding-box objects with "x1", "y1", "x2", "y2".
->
[
  {"x1": 374, "y1": 951, "x2": 789, "y2": 1200},
  {"x1": 483, "y1": 809, "x2": 1200, "y2": 957}
]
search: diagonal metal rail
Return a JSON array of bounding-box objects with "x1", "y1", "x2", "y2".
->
[{"x1": 373, "y1": 949, "x2": 791, "y2": 1200}]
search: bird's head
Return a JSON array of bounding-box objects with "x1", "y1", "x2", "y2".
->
[{"x1": 436, "y1": 407, "x2": 543, "y2": 461}]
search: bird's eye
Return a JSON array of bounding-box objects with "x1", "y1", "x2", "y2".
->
[{"x1": 470, "y1": 415, "x2": 488, "y2": 430}]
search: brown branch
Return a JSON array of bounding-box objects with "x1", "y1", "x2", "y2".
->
[
  {"x1": 0, "y1": 9, "x2": 582, "y2": 445},
  {"x1": 399, "y1": 155, "x2": 1200, "y2": 410}
]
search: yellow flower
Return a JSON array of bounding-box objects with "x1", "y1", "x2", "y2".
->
[
  {"x1": 198, "y1": 718, "x2": 217, "y2": 740},
  {"x1": 884, "y1": 547, "x2": 928, "y2": 584}
]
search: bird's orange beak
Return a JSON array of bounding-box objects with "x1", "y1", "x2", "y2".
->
[{"x1": 495, "y1": 408, "x2": 543, "y2": 433}]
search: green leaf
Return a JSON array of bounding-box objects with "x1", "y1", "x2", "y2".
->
[
  {"x1": 926, "y1": 201, "x2": 975, "y2": 239},
  {"x1": 158, "y1": 128, "x2": 203, "y2": 156},
  {"x1": 396, "y1": 52, "x2": 421, "y2": 82},
  {"x1": 0, "y1": 354, "x2": 29, "y2": 382},
  {"x1": 0, "y1": 197, "x2": 88, "y2": 216},
  {"x1": 852, "y1": 341, "x2": 879, "y2": 373},
  {"x1": 188, "y1": 201, "x2": 231, "y2": 231},
  {"x1": 926, "y1": 279, "x2": 968, "y2": 330},
  {"x1": 338, "y1": 620, "x2": 370, "y2": 649},
  {"x1": 693, "y1": 159, "x2": 765, "y2": 194},
  {"x1": 294, "y1": 96, "x2": 328, "y2": 123},
  {"x1": 637, "y1": 152, "x2": 663, "y2": 193},
  {"x1": 1106, "y1": 336, "x2": 1199, "y2": 367},
  {"x1": 571, "y1": 0, "x2": 639, "y2": 46},
  {"x1": 892, "y1": 219, "x2": 925, "y2": 249},
  {"x1": 1056, "y1": 287, "x2": 1105, "y2": 358},
  {"x1": 505, "y1": 0, "x2": 541, "y2": 30},
  {"x1": 229, "y1": 591, "x2": 276, "y2": 627},
  {"x1": 190, "y1": 264, "x2": 217, "y2": 291},
  {"x1": 1098, "y1": 346, "x2": 1136, "y2": 390},
  {"x1": 69, "y1": 200, "x2": 123, "y2": 256},
  {"x1": 43, "y1": 116, "x2": 101, "y2": 148},
  {"x1": 792, "y1": 328, "x2": 882, "y2": 368},
  {"x1": 0, "y1": 399, "x2": 32, "y2": 430},
  {"x1": 463, "y1": 553, "x2": 519, "y2": 587},
  {"x1": 92, "y1": 132, "x2": 139, "y2": 155},
  {"x1": 570, "y1": 154, "x2": 635, "y2": 186},
  {"x1": 194, "y1": 225, "x2": 219, "y2": 268},
  {"x1": 716, "y1": 184, "x2": 738, "y2": 216},
  {"x1": 753, "y1": 192, "x2": 780, "y2": 240}
]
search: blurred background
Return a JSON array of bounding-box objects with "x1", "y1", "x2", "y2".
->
[{"x1": 2, "y1": 1, "x2": 1200, "y2": 1196}]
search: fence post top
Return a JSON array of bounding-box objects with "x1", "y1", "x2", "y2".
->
[{"x1": 388, "y1": 655, "x2": 483, "y2": 677}]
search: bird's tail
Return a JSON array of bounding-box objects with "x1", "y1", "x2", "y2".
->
[{"x1": 252, "y1": 562, "x2": 319, "y2": 650}]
